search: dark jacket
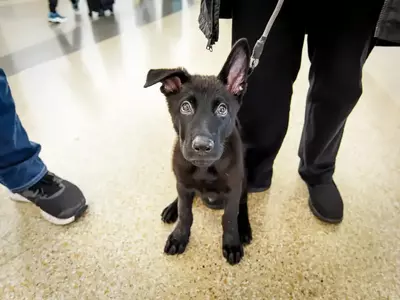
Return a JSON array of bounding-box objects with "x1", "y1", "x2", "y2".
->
[
  {"x1": 375, "y1": 0, "x2": 400, "y2": 46},
  {"x1": 198, "y1": 0, "x2": 400, "y2": 49},
  {"x1": 198, "y1": 0, "x2": 231, "y2": 50}
]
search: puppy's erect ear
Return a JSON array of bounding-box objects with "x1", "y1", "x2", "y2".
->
[
  {"x1": 218, "y1": 38, "x2": 250, "y2": 96},
  {"x1": 144, "y1": 68, "x2": 190, "y2": 95}
]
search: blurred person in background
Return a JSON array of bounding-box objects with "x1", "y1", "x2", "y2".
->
[{"x1": 48, "y1": 0, "x2": 80, "y2": 23}]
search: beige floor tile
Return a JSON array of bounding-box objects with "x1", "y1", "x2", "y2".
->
[{"x1": 1, "y1": 2, "x2": 399, "y2": 299}]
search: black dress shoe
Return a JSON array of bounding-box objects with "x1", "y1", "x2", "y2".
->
[
  {"x1": 307, "y1": 181, "x2": 343, "y2": 224},
  {"x1": 201, "y1": 197, "x2": 224, "y2": 210},
  {"x1": 247, "y1": 183, "x2": 271, "y2": 193},
  {"x1": 247, "y1": 169, "x2": 272, "y2": 193},
  {"x1": 202, "y1": 173, "x2": 272, "y2": 208}
]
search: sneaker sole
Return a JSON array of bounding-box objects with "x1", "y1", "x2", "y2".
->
[
  {"x1": 48, "y1": 17, "x2": 67, "y2": 23},
  {"x1": 308, "y1": 197, "x2": 343, "y2": 224},
  {"x1": 10, "y1": 193, "x2": 87, "y2": 226}
]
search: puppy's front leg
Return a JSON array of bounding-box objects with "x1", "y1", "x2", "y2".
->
[
  {"x1": 164, "y1": 183, "x2": 194, "y2": 255},
  {"x1": 238, "y1": 191, "x2": 252, "y2": 245},
  {"x1": 222, "y1": 188, "x2": 243, "y2": 265}
]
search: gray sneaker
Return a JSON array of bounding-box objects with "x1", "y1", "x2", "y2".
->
[{"x1": 10, "y1": 172, "x2": 88, "y2": 225}]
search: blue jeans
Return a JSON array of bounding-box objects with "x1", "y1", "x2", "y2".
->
[{"x1": 0, "y1": 69, "x2": 47, "y2": 193}]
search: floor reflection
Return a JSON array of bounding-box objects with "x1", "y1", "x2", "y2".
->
[
  {"x1": 134, "y1": 0, "x2": 193, "y2": 26},
  {"x1": 0, "y1": 0, "x2": 194, "y2": 76}
]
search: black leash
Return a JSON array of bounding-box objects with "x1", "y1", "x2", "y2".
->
[{"x1": 247, "y1": 0, "x2": 285, "y2": 76}]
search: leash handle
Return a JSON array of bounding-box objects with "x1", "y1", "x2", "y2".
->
[{"x1": 248, "y1": 0, "x2": 285, "y2": 76}]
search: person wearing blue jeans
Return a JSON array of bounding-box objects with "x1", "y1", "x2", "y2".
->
[{"x1": 0, "y1": 68, "x2": 87, "y2": 225}]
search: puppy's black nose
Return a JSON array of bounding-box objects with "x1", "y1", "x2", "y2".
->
[{"x1": 192, "y1": 136, "x2": 214, "y2": 153}]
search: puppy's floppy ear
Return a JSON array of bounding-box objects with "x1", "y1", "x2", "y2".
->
[
  {"x1": 218, "y1": 38, "x2": 250, "y2": 96},
  {"x1": 144, "y1": 68, "x2": 190, "y2": 95}
]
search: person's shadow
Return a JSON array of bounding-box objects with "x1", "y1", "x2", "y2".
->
[
  {"x1": 90, "y1": 13, "x2": 121, "y2": 45},
  {"x1": 53, "y1": 12, "x2": 121, "y2": 55},
  {"x1": 53, "y1": 14, "x2": 83, "y2": 55}
]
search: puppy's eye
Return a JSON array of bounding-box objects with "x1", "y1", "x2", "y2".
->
[
  {"x1": 215, "y1": 103, "x2": 228, "y2": 117},
  {"x1": 180, "y1": 101, "x2": 194, "y2": 115}
]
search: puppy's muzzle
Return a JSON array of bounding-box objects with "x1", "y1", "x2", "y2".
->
[{"x1": 192, "y1": 136, "x2": 214, "y2": 154}]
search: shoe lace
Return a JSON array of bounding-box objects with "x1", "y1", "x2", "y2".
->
[{"x1": 29, "y1": 172, "x2": 63, "y2": 200}]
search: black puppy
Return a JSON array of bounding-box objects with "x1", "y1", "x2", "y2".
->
[{"x1": 144, "y1": 38, "x2": 252, "y2": 265}]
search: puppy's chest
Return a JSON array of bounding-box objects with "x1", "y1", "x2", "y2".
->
[{"x1": 184, "y1": 168, "x2": 231, "y2": 194}]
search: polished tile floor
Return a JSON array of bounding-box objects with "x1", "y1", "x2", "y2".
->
[{"x1": 1, "y1": 0, "x2": 400, "y2": 299}]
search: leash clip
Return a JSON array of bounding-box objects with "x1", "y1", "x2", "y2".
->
[
  {"x1": 250, "y1": 57, "x2": 259, "y2": 69},
  {"x1": 206, "y1": 39, "x2": 214, "y2": 52}
]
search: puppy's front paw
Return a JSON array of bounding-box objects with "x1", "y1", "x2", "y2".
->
[
  {"x1": 161, "y1": 200, "x2": 178, "y2": 224},
  {"x1": 222, "y1": 241, "x2": 244, "y2": 265},
  {"x1": 164, "y1": 233, "x2": 189, "y2": 255}
]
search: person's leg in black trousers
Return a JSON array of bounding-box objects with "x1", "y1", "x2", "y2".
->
[
  {"x1": 48, "y1": 0, "x2": 68, "y2": 23},
  {"x1": 231, "y1": 0, "x2": 383, "y2": 223},
  {"x1": 299, "y1": 0, "x2": 384, "y2": 223},
  {"x1": 49, "y1": 0, "x2": 58, "y2": 13},
  {"x1": 232, "y1": 0, "x2": 306, "y2": 191}
]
